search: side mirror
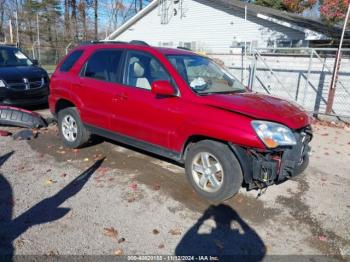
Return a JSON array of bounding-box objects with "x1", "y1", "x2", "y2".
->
[
  {"x1": 32, "y1": 59, "x2": 39, "y2": 66},
  {"x1": 151, "y1": 80, "x2": 176, "y2": 96}
]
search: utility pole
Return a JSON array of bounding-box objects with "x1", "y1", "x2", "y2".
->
[
  {"x1": 326, "y1": 2, "x2": 350, "y2": 114},
  {"x1": 9, "y1": 19, "x2": 13, "y2": 43},
  {"x1": 15, "y1": 11, "x2": 19, "y2": 46},
  {"x1": 36, "y1": 13, "x2": 40, "y2": 62}
]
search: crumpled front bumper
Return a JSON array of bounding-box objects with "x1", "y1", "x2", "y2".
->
[{"x1": 231, "y1": 126, "x2": 313, "y2": 189}]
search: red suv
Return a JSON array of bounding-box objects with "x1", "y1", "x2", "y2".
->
[{"x1": 49, "y1": 41, "x2": 312, "y2": 201}]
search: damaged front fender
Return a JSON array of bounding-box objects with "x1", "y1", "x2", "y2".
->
[
  {"x1": 0, "y1": 106, "x2": 47, "y2": 129},
  {"x1": 230, "y1": 125, "x2": 312, "y2": 190}
]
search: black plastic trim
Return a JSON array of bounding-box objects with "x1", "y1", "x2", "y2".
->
[
  {"x1": 228, "y1": 144, "x2": 254, "y2": 184},
  {"x1": 85, "y1": 124, "x2": 183, "y2": 162}
]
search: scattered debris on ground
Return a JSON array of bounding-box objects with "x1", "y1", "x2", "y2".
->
[
  {"x1": 0, "y1": 106, "x2": 47, "y2": 128},
  {"x1": 0, "y1": 130, "x2": 12, "y2": 136},
  {"x1": 12, "y1": 129, "x2": 38, "y2": 141},
  {"x1": 114, "y1": 249, "x2": 124, "y2": 256},
  {"x1": 168, "y1": 229, "x2": 182, "y2": 236},
  {"x1": 103, "y1": 227, "x2": 118, "y2": 239}
]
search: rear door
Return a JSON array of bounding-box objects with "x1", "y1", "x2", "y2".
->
[{"x1": 76, "y1": 49, "x2": 124, "y2": 129}]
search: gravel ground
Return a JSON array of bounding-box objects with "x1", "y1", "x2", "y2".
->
[{"x1": 0, "y1": 110, "x2": 349, "y2": 259}]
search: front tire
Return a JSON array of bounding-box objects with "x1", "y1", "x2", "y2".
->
[
  {"x1": 58, "y1": 107, "x2": 90, "y2": 148},
  {"x1": 185, "y1": 140, "x2": 243, "y2": 202}
]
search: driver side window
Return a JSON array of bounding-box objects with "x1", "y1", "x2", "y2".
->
[{"x1": 124, "y1": 51, "x2": 171, "y2": 90}]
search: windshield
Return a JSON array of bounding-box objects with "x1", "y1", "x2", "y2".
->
[
  {"x1": 167, "y1": 55, "x2": 245, "y2": 94},
  {"x1": 0, "y1": 48, "x2": 33, "y2": 67}
]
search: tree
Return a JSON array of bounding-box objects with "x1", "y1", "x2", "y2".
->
[
  {"x1": 320, "y1": 0, "x2": 350, "y2": 24},
  {"x1": 78, "y1": 0, "x2": 87, "y2": 40},
  {"x1": 22, "y1": 0, "x2": 41, "y2": 43},
  {"x1": 254, "y1": 0, "x2": 316, "y2": 13},
  {"x1": 94, "y1": 0, "x2": 98, "y2": 40},
  {"x1": 282, "y1": 0, "x2": 316, "y2": 13},
  {"x1": 254, "y1": 0, "x2": 287, "y2": 10},
  {"x1": 64, "y1": 0, "x2": 71, "y2": 40},
  {"x1": 0, "y1": 0, "x2": 5, "y2": 41},
  {"x1": 40, "y1": 0, "x2": 61, "y2": 44}
]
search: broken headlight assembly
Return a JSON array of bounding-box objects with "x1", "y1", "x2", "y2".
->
[{"x1": 251, "y1": 120, "x2": 297, "y2": 149}]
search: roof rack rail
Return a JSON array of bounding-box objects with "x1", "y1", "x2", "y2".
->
[
  {"x1": 79, "y1": 40, "x2": 128, "y2": 45},
  {"x1": 96, "y1": 40, "x2": 127, "y2": 44},
  {"x1": 177, "y1": 46, "x2": 191, "y2": 51},
  {"x1": 129, "y1": 40, "x2": 149, "y2": 46}
]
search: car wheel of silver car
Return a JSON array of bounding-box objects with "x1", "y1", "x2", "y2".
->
[
  {"x1": 185, "y1": 140, "x2": 243, "y2": 202},
  {"x1": 58, "y1": 107, "x2": 90, "y2": 148}
]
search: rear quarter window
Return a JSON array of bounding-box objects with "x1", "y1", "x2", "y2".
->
[{"x1": 60, "y1": 50, "x2": 84, "y2": 72}]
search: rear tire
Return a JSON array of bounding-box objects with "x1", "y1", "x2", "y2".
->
[
  {"x1": 57, "y1": 107, "x2": 90, "y2": 148},
  {"x1": 185, "y1": 140, "x2": 243, "y2": 202}
]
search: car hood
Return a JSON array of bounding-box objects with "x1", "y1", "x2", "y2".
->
[
  {"x1": 0, "y1": 66, "x2": 48, "y2": 82},
  {"x1": 202, "y1": 92, "x2": 311, "y2": 129}
]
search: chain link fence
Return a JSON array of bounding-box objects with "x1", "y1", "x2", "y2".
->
[{"x1": 20, "y1": 44, "x2": 77, "y2": 74}]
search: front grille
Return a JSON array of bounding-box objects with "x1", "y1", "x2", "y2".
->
[{"x1": 6, "y1": 77, "x2": 45, "y2": 91}]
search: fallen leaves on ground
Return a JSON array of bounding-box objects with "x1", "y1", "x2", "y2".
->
[
  {"x1": 103, "y1": 227, "x2": 118, "y2": 238},
  {"x1": 153, "y1": 229, "x2": 160, "y2": 235},
  {"x1": 129, "y1": 182, "x2": 138, "y2": 191},
  {"x1": 127, "y1": 196, "x2": 136, "y2": 203},
  {"x1": 47, "y1": 250, "x2": 59, "y2": 256},
  {"x1": 45, "y1": 179, "x2": 57, "y2": 185},
  {"x1": 118, "y1": 238, "x2": 125, "y2": 244},
  {"x1": 56, "y1": 150, "x2": 66, "y2": 154},
  {"x1": 319, "y1": 235, "x2": 327, "y2": 242},
  {"x1": 153, "y1": 184, "x2": 161, "y2": 191},
  {"x1": 158, "y1": 244, "x2": 165, "y2": 249},
  {"x1": 114, "y1": 249, "x2": 124, "y2": 256},
  {"x1": 168, "y1": 228, "x2": 182, "y2": 236}
]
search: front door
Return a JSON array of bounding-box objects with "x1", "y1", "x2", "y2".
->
[{"x1": 110, "y1": 50, "x2": 181, "y2": 149}]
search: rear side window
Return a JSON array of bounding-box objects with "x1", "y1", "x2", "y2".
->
[
  {"x1": 60, "y1": 50, "x2": 83, "y2": 72},
  {"x1": 82, "y1": 50, "x2": 123, "y2": 83}
]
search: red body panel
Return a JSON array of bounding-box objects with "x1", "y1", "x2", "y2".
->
[{"x1": 49, "y1": 43, "x2": 311, "y2": 153}]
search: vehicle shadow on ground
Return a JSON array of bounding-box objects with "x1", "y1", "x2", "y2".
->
[
  {"x1": 175, "y1": 204, "x2": 266, "y2": 260},
  {"x1": 0, "y1": 152, "x2": 103, "y2": 260}
]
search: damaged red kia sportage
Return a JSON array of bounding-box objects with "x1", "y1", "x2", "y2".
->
[{"x1": 49, "y1": 41, "x2": 312, "y2": 201}]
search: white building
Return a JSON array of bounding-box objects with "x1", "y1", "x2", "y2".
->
[{"x1": 106, "y1": 0, "x2": 341, "y2": 54}]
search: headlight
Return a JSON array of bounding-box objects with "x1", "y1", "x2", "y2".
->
[
  {"x1": 0, "y1": 79, "x2": 6, "y2": 88},
  {"x1": 252, "y1": 120, "x2": 296, "y2": 148}
]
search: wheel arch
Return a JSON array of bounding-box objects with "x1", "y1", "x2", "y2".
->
[
  {"x1": 182, "y1": 135, "x2": 252, "y2": 184},
  {"x1": 55, "y1": 99, "x2": 76, "y2": 114}
]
